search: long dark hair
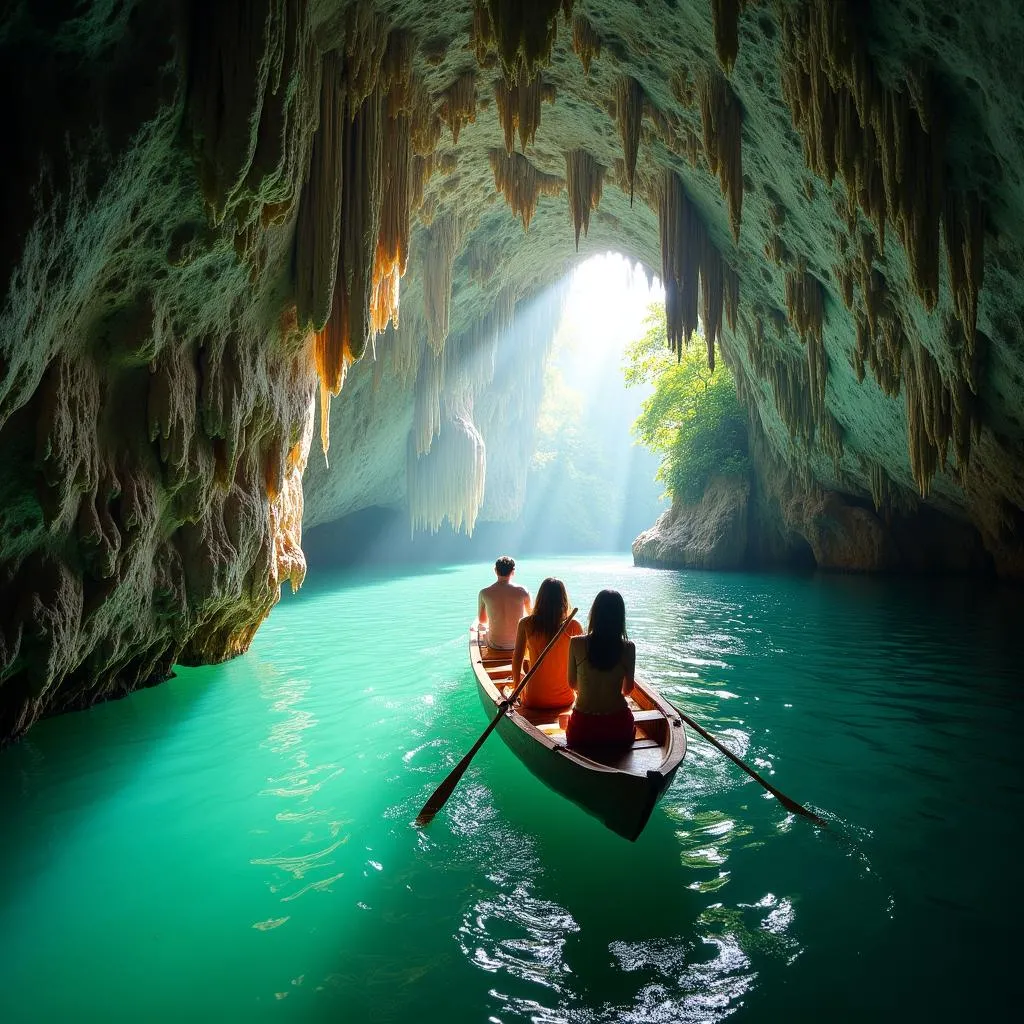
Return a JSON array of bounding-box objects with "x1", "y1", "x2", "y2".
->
[
  {"x1": 532, "y1": 578, "x2": 569, "y2": 641},
  {"x1": 585, "y1": 589, "x2": 628, "y2": 670}
]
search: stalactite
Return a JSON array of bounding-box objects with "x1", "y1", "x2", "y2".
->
[
  {"x1": 422, "y1": 212, "x2": 462, "y2": 354},
  {"x1": 711, "y1": 0, "x2": 745, "y2": 73},
  {"x1": 494, "y1": 69, "x2": 556, "y2": 153},
  {"x1": 313, "y1": 87, "x2": 385, "y2": 460},
  {"x1": 410, "y1": 153, "x2": 434, "y2": 212},
  {"x1": 697, "y1": 70, "x2": 744, "y2": 242},
  {"x1": 564, "y1": 149, "x2": 606, "y2": 250},
  {"x1": 293, "y1": 52, "x2": 346, "y2": 333},
  {"x1": 659, "y1": 170, "x2": 729, "y2": 365},
  {"x1": 371, "y1": 111, "x2": 412, "y2": 335},
  {"x1": 340, "y1": 3, "x2": 389, "y2": 107},
  {"x1": 660, "y1": 170, "x2": 701, "y2": 356},
  {"x1": 835, "y1": 262, "x2": 855, "y2": 310},
  {"x1": 785, "y1": 263, "x2": 827, "y2": 422},
  {"x1": 902, "y1": 333, "x2": 982, "y2": 496},
  {"x1": 699, "y1": 250, "x2": 723, "y2": 371},
  {"x1": 784, "y1": 263, "x2": 825, "y2": 348},
  {"x1": 805, "y1": 327, "x2": 827, "y2": 426},
  {"x1": 778, "y1": 0, "x2": 978, "y2": 321},
  {"x1": 743, "y1": 313, "x2": 815, "y2": 446},
  {"x1": 407, "y1": 414, "x2": 487, "y2": 536},
  {"x1": 488, "y1": 149, "x2": 564, "y2": 230},
  {"x1": 867, "y1": 461, "x2": 888, "y2": 514},
  {"x1": 615, "y1": 77, "x2": 645, "y2": 205},
  {"x1": 372, "y1": 31, "x2": 418, "y2": 338},
  {"x1": 771, "y1": 353, "x2": 815, "y2": 446},
  {"x1": 572, "y1": 15, "x2": 601, "y2": 75},
  {"x1": 383, "y1": 300, "x2": 424, "y2": 386},
  {"x1": 819, "y1": 410, "x2": 844, "y2": 469},
  {"x1": 380, "y1": 31, "x2": 415, "y2": 115},
  {"x1": 943, "y1": 190, "x2": 985, "y2": 353},
  {"x1": 473, "y1": 0, "x2": 566, "y2": 78},
  {"x1": 188, "y1": 0, "x2": 318, "y2": 229},
  {"x1": 439, "y1": 71, "x2": 477, "y2": 144},
  {"x1": 410, "y1": 85, "x2": 442, "y2": 155},
  {"x1": 903, "y1": 344, "x2": 944, "y2": 496},
  {"x1": 412, "y1": 345, "x2": 443, "y2": 455},
  {"x1": 724, "y1": 264, "x2": 739, "y2": 332},
  {"x1": 862, "y1": 459, "x2": 917, "y2": 519}
]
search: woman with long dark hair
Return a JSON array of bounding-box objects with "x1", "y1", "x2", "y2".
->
[
  {"x1": 565, "y1": 589, "x2": 636, "y2": 748},
  {"x1": 511, "y1": 578, "x2": 582, "y2": 708}
]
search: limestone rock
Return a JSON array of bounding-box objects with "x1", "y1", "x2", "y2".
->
[{"x1": 633, "y1": 476, "x2": 751, "y2": 571}]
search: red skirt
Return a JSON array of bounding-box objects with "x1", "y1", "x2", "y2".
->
[{"x1": 566, "y1": 706, "x2": 635, "y2": 748}]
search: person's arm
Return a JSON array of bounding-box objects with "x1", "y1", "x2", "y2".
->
[
  {"x1": 511, "y1": 619, "x2": 528, "y2": 685},
  {"x1": 621, "y1": 641, "x2": 636, "y2": 696},
  {"x1": 522, "y1": 589, "x2": 532, "y2": 615},
  {"x1": 478, "y1": 591, "x2": 487, "y2": 625},
  {"x1": 567, "y1": 637, "x2": 579, "y2": 692}
]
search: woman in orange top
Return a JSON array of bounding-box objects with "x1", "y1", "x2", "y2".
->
[{"x1": 510, "y1": 578, "x2": 582, "y2": 709}]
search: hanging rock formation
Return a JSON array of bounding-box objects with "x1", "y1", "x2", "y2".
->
[{"x1": 3, "y1": 0, "x2": 1024, "y2": 742}]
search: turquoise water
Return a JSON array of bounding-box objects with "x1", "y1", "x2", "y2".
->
[{"x1": 1, "y1": 555, "x2": 1021, "y2": 1022}]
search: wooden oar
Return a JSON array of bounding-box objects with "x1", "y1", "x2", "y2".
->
[
  {"x1": 671, "y1": 704, "x2": 827, "y2": 828},
  {"x1": 415, "y1": 608, "x2": 578, "y2": 828}
]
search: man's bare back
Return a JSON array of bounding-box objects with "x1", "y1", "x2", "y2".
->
[{"x1": 478, "y1": 557, "x2": 531, "y2": 650}]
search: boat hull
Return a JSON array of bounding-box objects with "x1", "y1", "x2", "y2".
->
[{"x1": 470, "y1": 627, "x2": 685, "y2": 841}]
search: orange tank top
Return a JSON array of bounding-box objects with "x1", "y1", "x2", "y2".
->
[{"x1": 520, "y1": 619, "x2": 582, "y2": 708}]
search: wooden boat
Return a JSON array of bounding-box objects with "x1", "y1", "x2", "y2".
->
[{"x1": 470, "y1": 624, "x2": 686, "y2": 841}]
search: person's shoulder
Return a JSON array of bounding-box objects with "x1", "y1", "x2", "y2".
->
[
  {"x1": 516, "y1": 585, "x2": 530, "y2": 597},
  {"x1": 567, "y1": 619, "x2": 583, "y2": 636}
]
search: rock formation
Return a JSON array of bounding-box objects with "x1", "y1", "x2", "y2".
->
[
  {"x1": 633, "y1": 476, "x2": 753, "y2": 571},
  {"x1": 2, "y1": 0, "x2": 1023, "y2": 741}
]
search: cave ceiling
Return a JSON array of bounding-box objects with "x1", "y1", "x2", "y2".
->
[{"x1": 1, "y1": 0, "x2": 1023, "y2": 741}]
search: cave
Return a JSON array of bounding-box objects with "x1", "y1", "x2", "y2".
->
[
  {"x1": 2, "y1": 2, "x2": 1023, "y2": 1019},
  {"x1": 3, "y1": 0, "x2": 1022, "y2": 743}
]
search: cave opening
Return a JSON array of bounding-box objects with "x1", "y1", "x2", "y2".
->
[{"x1": 303, "y1": 252, "x2": 670, "y2": 569}]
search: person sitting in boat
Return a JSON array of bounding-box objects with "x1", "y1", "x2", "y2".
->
[
  {"x1": 510, "y1": 577, "x2": 583, "y2": 709},
  {"x1": 477, "y1": 555, "x2": 531, "y2": 652},
  {"x1": 565, "y1": 589, "x2": 636, "y2": 748}
]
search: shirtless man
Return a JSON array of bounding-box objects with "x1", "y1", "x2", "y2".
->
[{"x1": 477, "y1": 555, "x2": 531, "y2": 651}]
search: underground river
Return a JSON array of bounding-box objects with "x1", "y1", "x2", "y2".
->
[{"x1": 1, "y1": 555, "x2": 1020, "y2": 1022}]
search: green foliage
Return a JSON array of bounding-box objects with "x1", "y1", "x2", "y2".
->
[{"x1": 624, "y1": 304, "x2": 749, "y2": 502}]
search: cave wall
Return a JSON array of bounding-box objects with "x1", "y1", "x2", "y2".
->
[
  {"x1": 2, "y1": 0, "x2": 1023, "y2": 742},
  {"x1": 0, "y1": 1, "x2": 318, "y2": 741}
]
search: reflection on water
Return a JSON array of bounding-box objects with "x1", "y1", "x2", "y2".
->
[{"x1": 0, "y1": 558, "x2": 1021, "y2": 1022}]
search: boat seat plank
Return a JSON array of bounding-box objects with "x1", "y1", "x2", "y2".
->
[
  {"x1": 577, "y1": 743, "x2": 666, "y2": 771},
  {"x1": 632, "y1": 709, "x2": 664, "y2": 722}
]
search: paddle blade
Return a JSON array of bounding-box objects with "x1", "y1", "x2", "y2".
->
[{"x1": 414, "y1": 750, "x2": 474, "y2": 827}]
